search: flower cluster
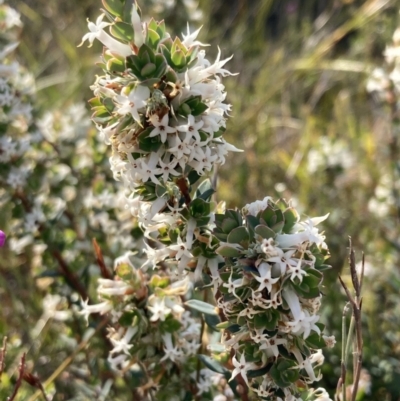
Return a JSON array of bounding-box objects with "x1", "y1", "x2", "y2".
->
[
  {"x1": 0, "y1": 2, "x2": 37, "y2": 194},
  {"x1": 82, "y1": 1, "x2": 334, "y2": 400},
  {"x1": 83, "y1": 0, "x2": 241, "y2": 238},
  {"x1": 81, "y1": 252, "x2": 236, "y2": 401},
  {"x1": 213, "y1": 197, "x2": 333, "y2": 399},
  {"x1": 366, "y1": 27, "x2": 400, "y2": 100}
]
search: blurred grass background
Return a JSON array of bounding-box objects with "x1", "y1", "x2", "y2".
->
[{"x1": 2, "y1": 0, "x2": 400, "y2": 399}]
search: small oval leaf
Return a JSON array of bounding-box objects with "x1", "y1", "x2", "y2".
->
[{"x1": 185, "y1": 299, "x2": 218, "y2": 315}]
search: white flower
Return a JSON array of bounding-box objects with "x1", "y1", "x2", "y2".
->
[
  {"x1": 222, "y1": 269, "x2": 243, "y2": 300},
  {"x1": 160, "y1": 333, "x2": 183, "y2": 362},
  {"x1": 267, "y1": 249, "x2": 297, "y2": 276},
  {"x1": 115, "y1": 85, "x2": 150, "y2": 123},
  {"x1": 131, "y1": 4, "x2": 144, "y2": 48},
  {"x1": 169, "y1": 236, "x2": 193, "y2": 260},
  {"x1": 176, "y1": 114, "x2": 204, "y2": 141},
  {"x1": 229, "y1": 353, "x2": 255, "y2": 387},
  {"x1": 181, "y1": 25, "x2": 209, "y2": 48},
  {"x1": 168, "y1": 133, "x2": 193, "y2": 160},
  {"x1": 79, "y1": 299, "x2": 113, "y2": 325},
  {"x1": 286, "y1": 310, "x2": 320, "y2": 339},
  {"x1": 158, "y1": 158, "x2": 181, "y2": 182},
  {"x1": 243, "y1": 196, "x2": 272, "y2": 216},
  {"x1": 252, "y1": 262, "x2": 280, "y2": 293},
  {"x1": 147, "y1": 297, "x2": 171, "y2": 322},
  {"x1": 148, "y1": 114, "x2": 176, "y2": 143},
  {"x1": 79, "y1": 14, "x2": 132, "y2": 57},
  {"x1": 110, "y1": 326, "x2": 138, "y2": 355},
  {"x1": 259, "y1": 335, "x2": 287, "y2": 358},
  {"x1": 288, "y1": 262, "x2": 308, "y2": 282}
]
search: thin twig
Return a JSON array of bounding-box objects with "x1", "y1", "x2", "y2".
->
[
  {"x1": 336, "y1": 239, "x2": 364, "y2": 401},
  {"x1": 0, "y1": 337, "x2": 7, "y2": 382},
  {"x1": 52, "y1": 249, "x2": 89, "y2": 301},
  {"x1": 92, "y1": 238, "x2": 113, "y2": 279},
  {"x1": 8, "y1": 353, "x2": 26, "y2": 401},
  {"x1": 27, "y1": 316, "x2": 110, "y2": 401},
  {"x1": 23, "y1": 372, "x2": 49, "y2": 401},
  {"x1": 13, "y1": 190, "x2": 89, "y2": 301},
  {"x1": 340, "y1": 302, "x2": 349, "y2": 401}
]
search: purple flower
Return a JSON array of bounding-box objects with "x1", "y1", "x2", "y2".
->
[{"x1": 0, "y1": 230, "x2": 6, "y2": 247}]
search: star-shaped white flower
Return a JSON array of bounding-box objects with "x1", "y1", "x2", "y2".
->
[
  {"x1": 286, "y1": 310, "x2": 321, "y2": 339},
  {"x1": 168, "y1": 134, "x2": 193, "y2": 160},
  {"x1": 222, "y1": 269, "x2": 243, "y2": 301},
  {"x1": 79, "y1": 14, "x2": 110, "y2": 47},
  {"x1": 147, "y1": 297, "x2": 171, "y2": 322},
  {"x1": 158, "y1": 158, "x2": 181, "y2": 182},
  {"x1": 267, "y1": 249, "x2": 297, "y2": 276},
  {"x1": 169, "y1": 236, "x2": 193, "y2": 260},
  {"x1": 259, "y1": 335, "x2": 287, "y2": 357},
  {"x1": 115, "y1": 86, "x2": 150, "y2": 124},
  {"x1": 148, "y1": 114, "x2": 176, "y2": 143},
  {"x1": 288, "y1": 257, "x2": 308, "y2": 282},
  {"x1": 160, "y1": 333, "x2": 183, "y2": 363},
  {"x1": 252, "y1": 262, "x2": 279, "y2": 293},
  {"x1": 110, "y1": 326, "x2": 138, "y2": 355},
  {"x1": 229, "y1": 353, "x2": 255, "y2": 387},
  {"x1": 79, "y1": 14, "x2": 132, "y2": 57},
  {"x1": 176, "y1": 114, "x2": 204, "y2": 141}
]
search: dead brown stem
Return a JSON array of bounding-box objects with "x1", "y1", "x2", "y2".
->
[{"x1": 8, "y1": 353, "x2": 26, "y2": 401}]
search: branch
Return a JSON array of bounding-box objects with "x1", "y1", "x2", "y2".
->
[
  {"x1": 8, "y1": 353, "x2": 26, "y2": 401},
  {"x1": 0, "y1": 337, "x2": 7, "y2": 382},
  {"x1": 92, "y1": 238, "x2": 113, "y2": 279},
  {"x1": 23, "y1": 373, "x2": 49, "y2": 401},
  {"x1": 13, "y1": 190, "x2": 89, "y2": 301},
  {"x1": 336, "y1": 238, "x2": 364, "y2": 401}
]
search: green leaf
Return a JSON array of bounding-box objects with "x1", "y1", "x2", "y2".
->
[
  {"x1": 198, "y1": 354, "x2": 228, "y2": 375},
  {"x1": 264, "y1": 309, "x2": 280, "y2": 331},
  {"x1": 192, "y1": 102, "x2": 208, "y2": 116},
  {"x1": 187, "y1": 170, "x2": 201, "y2": 185},
  {"x1": 215, "y1": 321, "x2": 231, "y2": 330},
  {"x1": 102, "y1": 0, "x2": 124, "y2": 17},
  {"x1": 271, "y1": 220, "x2": 284, "y2": 234},
  {"x1": 110, "y1": 21, "x2": 134, "y2": 41},
  {"x1": 254, "y1": 224, "x2": 275, "y2": 239},
  {"x1": 247, "y1": 363, "x2": 273, "y2": 378},
  {"x1": 227, "y1": 226, "x2": 249, "y2": 246},
  {"x1": 171, "y1": 49, "x2": 186, "y2": 69},
  {"x1": 160, "y1": 317, "x2": 182, "y2": 333},
  {"x1": 305, "y1": 333, "x2": 326, "y2": 349},
  {"x1": 283, "y1": 207, "x2": 299, "y2": 233},
  {"x1": 185, "y1": 299, "x2": 218, "y2": 315},
  {"x1": 189, "y1": 198, "x2": 211, "y2": 219},
  {"x1": 270, "y1": 359, "x2": 299, "y2": 388},
  {"x1": 106, "y1": 57, "x2": 125, "y2": 73},
  {"x1": 146, "y1": 28, "x2": 160, "y2": 49},
  {"x1": 141, "y1": 62, "x2": 156, "y2": 77},
  {"x1": 196, "y1": 179, "x2": 214, "y2": 199},
  {"x1": 221, "y1": 217, "x2": 240, "y2": 234},
  {"x1": 138, "y1": 128, "x2": 162, "y2": 152},
  {"x1": 216, "y1": 245, "x2": 241, "y2": 258},
  {"x1": 204, "y1": 313, "x2": 221, "y2": 332}
]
